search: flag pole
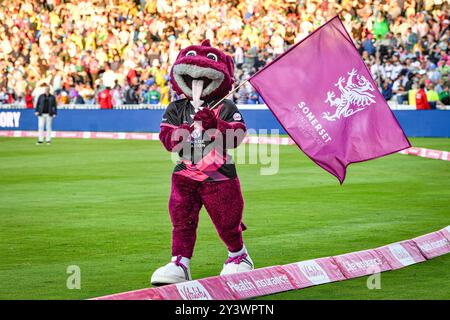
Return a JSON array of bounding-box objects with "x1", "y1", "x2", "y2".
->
[
  {"x1": 209, "y1": 79, "x2": 248, "y2": 110},
  {"x1": 190, "y1": 79, "x2": 248, "y2": 127}
]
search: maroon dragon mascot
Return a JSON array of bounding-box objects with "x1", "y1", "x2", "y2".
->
[{"x1": 151, "y1": 39, "x2": 254, "y2": 285}]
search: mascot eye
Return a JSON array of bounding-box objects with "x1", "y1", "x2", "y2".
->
[
  {"x1": 186, "y1": 50, "x2": 197, "y2": 57},
  {"x1": 206, "y1": 53, "x2": 218, "y2": 61}
]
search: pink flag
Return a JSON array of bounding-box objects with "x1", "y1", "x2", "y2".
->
[{"x1": 249, "y1": 16, "x2": 411, "y2": 183}]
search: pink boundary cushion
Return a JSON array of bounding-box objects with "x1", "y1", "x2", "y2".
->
[
  {"x1": 283, "y1": 257, "x2": 345, "y2": 288},
  {"x1": 412, "y1": 231, "x2": 450, "y2": 259},
  {"x1": 220, "y1": 266, "x2": 296, "y2": 299},
  {"x1": 148, "y1": 277, "x2": 235, "y2": 300},
  {"x1": 440, "y1": 226, "x2": 450, "y2": 242},
  {"x1": 93, "y1": 226, "x2": 450, "y2": 300},
  {"x1": 375, "y1": 240, "x2": 426, "y2": 269},
  {"x1": 95, "y1": 287, "x2": 162, "y2": 300},
  {"x1": 159, "y1": 279, "x2": 222, "y2": 300},
  {"x1": 333, "y1": 249, "x2": 391, "y2": 279}
]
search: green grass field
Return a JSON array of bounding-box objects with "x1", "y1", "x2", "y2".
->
[{"x1": 0, "y1": 137, "x2": 449, "y2": 300}]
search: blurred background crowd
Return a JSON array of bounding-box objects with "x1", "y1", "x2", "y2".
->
[{"x1": 0, "y1": 0, "x2": 449, "y2": 108}]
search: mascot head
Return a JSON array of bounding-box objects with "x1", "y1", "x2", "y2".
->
[{"x1": 170, "y1": 39, "x2": 234, "y2": 102}]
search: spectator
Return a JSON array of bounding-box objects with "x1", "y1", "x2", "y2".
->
[
  {"x1": 75, "y1": 94, "x2": 86, "y2": 105},
  {"x1": 0, "y1": 87, "x2": 8, "y2": 104},
  {"x1": 102, "y1": 64, "x2": 118, "y2": 89},
  {"x1": 111, "y1": 82, "x2": 124, "y2": 106},
  {"x1": 426, "y1": 83, "x2": 440, "y2": 109},
  {"x1": 159, "y1": 80, "x2": 170, "y2": 106},
  {"x1": 98, "y1": 87, "x2": 113, "y2": 109},
  {"x1": 381, "y1": 80, "x2": 393, "y2": 101},
  {"x1": 416, "y1": 84, "x2": 431, "y2": 110},
  {"x1": 408, "y1": 83, "x2": 419, "y2": 106},
  {"x1": 439, "y1": 86, "x2": 450, "y2": 105},
  {"x1": 362, "y1": 34, "x2": 375, "y2": 56},
  {"x1": 373, "y1": 14, "x2": 389, "y2": 39},
  {"x1": 145, "y1": 84, "x2": 161, "y2": 105},
  {"x1": 247, "y1": 88, "x2": 259, "y2": 104},
  {"x1": 124, "y1": 84, "x2": 140, "y2": 105},
  {"x1": 25, "y1": 88, "x2": 34, "y2": 109},
  {"x1": 405, "y1": 27, "x2": 418, "y2": 51},
  {"x1": 235, "y1": 81, "x2": 248, "y2": 105}
]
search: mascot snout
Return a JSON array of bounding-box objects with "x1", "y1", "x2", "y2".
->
[{"x1": 170, "y1": 39, "x2": 235, "y2": 102}]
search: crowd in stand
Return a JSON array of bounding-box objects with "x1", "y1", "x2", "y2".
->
[{"x1": 0, "y1": 0, "x2": 449, "y2": 109}]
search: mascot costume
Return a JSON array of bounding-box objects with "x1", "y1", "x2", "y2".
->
[{"x1": 151, "y1": 40, "x2": 253, "y2": 285}]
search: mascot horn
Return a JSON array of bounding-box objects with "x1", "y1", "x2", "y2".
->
[{"x1": 151, "y1": 39, "x2": 253, "y2": 285}]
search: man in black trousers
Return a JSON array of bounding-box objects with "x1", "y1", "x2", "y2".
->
[{"x1": 35, "y1": 85, "x2": 57, "y2": 145}]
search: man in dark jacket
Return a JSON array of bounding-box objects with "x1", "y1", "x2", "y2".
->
[
  {"x1": 124, "y1": 84, "x2": 140, "y2": 105},
  {"x1": 35, "y1": 86, "x2": 57, "y2": 144}
]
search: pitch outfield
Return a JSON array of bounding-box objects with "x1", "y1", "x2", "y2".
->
[{"x1": 0, "y1": 137, "x2": 449, "y2": 300}]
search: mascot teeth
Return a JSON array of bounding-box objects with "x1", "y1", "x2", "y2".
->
[{"x1": 173, "y1": 64, "x2": 224, "y2": 99}]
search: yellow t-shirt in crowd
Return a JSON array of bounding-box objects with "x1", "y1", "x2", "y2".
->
[
  {"x1": 408, "y1": 89, "x2": 417, "y2": 105},
  {"x1": 426, "y1": 90, "x2": 439, "y2": 102},
  {"x1": 160, "y1": 86, "x2": 170, "y2": 106}
]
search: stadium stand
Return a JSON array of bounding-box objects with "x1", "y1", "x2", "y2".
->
[{"x1": 0, "y1": 0, "x2": 448, "y2": 108}]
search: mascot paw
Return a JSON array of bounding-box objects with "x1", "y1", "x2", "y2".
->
[
  {"x1": 220, "y1": 252, "x2": 254, "y2": 276},
  {"x1": 176, "y1": 124, "x2": 194, "y2": 142},
  {"x1": 151, "y1": 259, "x2": 192, "y2": 286},
  {"x1": 193, "y1": 108, "x2": 217, "y2": 130},
  {"x1": 179, "y1": 123, "x2": 194, "y2": 133}
]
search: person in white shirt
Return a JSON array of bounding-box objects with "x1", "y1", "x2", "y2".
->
[
  {"x1": 102, "y1": 64, "x2": 118, "y2": 89},
  {"x1": 234, "y1": 43, "x2": 244, "y2": 68}
]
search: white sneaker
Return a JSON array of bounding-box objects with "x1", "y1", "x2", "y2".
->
[
  {"x1": 220, "y1": 252, "x2": 254, "y2": 276},
  {"x1": 151, "y1": 256, "x2": 191, "y2": 286}
]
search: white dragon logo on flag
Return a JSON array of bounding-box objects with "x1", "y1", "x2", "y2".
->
[{"x1": 322, "y1": 68, "x2": 376, "y2": 121}]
